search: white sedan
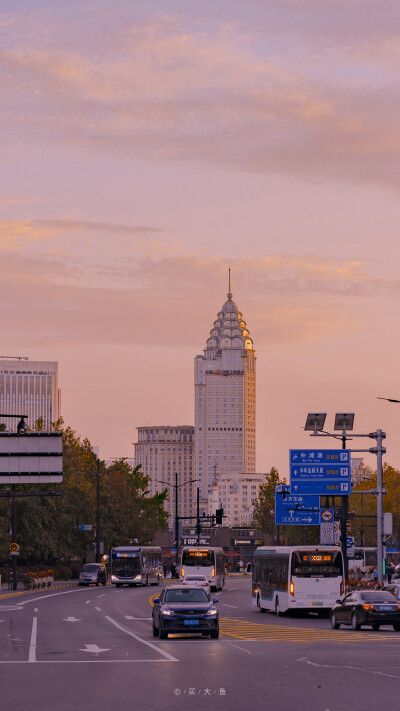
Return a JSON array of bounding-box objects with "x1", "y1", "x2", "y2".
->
[{"x1": 182, "y1": 574, "x2": 211, "y2": 596}]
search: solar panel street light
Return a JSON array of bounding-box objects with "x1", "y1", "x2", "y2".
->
[
  {"x1": 334, "y1": 413, "x2": 354, "y2": 431},
  {"x1": 304, "y1": 413, "x2": 326, "y2": 431}
]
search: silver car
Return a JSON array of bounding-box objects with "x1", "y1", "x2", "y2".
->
[{"x1": 79, "y1": 563, "x2": 107, "y2": 586}]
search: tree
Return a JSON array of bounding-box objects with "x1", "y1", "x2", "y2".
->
[
  {"x1": 1, "y1": 418, "x2": 169, "y2": 564},
  {"x1": 252, "y1": 468, "x2": 284, "y2": 542}
]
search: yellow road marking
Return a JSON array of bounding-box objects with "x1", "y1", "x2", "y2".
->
[{"x1": 220, "y1": 618, "x2": 400, "y2": 643}]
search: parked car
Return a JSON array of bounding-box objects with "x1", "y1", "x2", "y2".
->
[
  {"x1": 152, "y1": 585, "x2": 219, "y2": 639},
  {"x1": 79, "y1": 563, "x2": 107, "y2": 586},
  {"x1": 383, "y1": 584, "x2": 400, "y2": 601},
  {"x1": 330, "y1": 589, "x2": 400, "y2": 631},
  {"x1": 182, "y1": 574, "x2": 211, "y2": 596}
]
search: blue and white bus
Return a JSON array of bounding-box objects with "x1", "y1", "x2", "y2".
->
[
  {"x1": 110, "y1": 546, "x2": 163, "y2": 587},
  {"x1": 252, "y1": 545, "x2": 344, "y2": 615}
]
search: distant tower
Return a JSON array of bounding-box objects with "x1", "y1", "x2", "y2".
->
[
  {"x1": 194, "y1": 271, "x2": 256, "y2": 509},
  {"x1": 0, "y1": 357, "x2": 61, "y2": 430}
]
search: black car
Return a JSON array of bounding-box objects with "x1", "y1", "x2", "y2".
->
[
  {"x1": 152, "y1": 585, "x2": 219, "y2": 639},
  {"x1": 330, "y1": 590, "x2": 400, "y2": 631}
]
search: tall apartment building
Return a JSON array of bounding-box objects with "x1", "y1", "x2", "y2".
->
[
  {"x1": 208, "y1": 472, "x2": 265, "y2": 527},
  {"x1": 194, "y1": 280, "x2": 256, "y2": 509},
  {"x1": 134, "y1": 426, "x2": 195, "y2": 528},
  {"x1": 0, "y1": 356, "x2": 61, "y2": 430}
]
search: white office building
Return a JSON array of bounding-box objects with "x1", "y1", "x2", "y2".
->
[
  {"x1": 208, "y1": 471, "x2": 265, "y2": 527},
  {"x1": 0, "y1": 356, "x2": 61, "y2": 430},
  {"x1": 194, "y1": 279, "x2": 256, "y2": 510},
  {"x1": 134, "y1": 425, "x2": 195, "y2": 527}
]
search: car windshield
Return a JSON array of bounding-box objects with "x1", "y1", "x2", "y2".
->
[
  {"x1": 82, "y1": 565, "x2": 99, "y2": 572},
  {"x1": 360, "y1": 591, "x2": 396, "y2": 602},
  {"x1": 165, "y1": 588, "x2": 209, "y2": 603}
]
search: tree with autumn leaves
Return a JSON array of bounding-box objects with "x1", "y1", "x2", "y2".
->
[{"x1": 0, "y1": 418, "x2": 168, "y2": 564}]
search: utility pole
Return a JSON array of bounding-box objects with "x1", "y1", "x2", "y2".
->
[
  {"x1": 96, "y1": 458, "x2": 100, "y2": 563},
  {"x1": 175, "y1": 472, "x2": 179, "y2": 567},
  {"x1": 11, "y1": 485, "x2": 17, "y2": 591},
  {"x1": 196, "y1": 488, "x2": 201, "y2": 545}
]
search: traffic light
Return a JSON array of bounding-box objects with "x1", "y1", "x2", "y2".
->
[{"x1": 215, "y1": 508, "x2": 224, "y2": 525}]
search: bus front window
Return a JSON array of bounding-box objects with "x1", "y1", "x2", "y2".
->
[{"x1": 113, "y1": 555, "x2": 140, "y2": 577}]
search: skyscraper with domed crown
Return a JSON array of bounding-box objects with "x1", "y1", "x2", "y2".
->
[{"x1": 194, "y1": 272, "x2": 256, "y2": 511}]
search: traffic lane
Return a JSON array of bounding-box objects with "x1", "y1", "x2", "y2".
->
[
  {"x1": 15, "y1": 585, "x2": 175, "y2": 663},
  {"x1": 0, "y1": 631, "x2": 399, "y2": 711},
  {"x1": 221, "y1": 579, "x2": 400, "y2": 633},
  {"x1": 0, "y1": 601, "x2": 31, "y2": 662},
  {"x1": 1, "y1": 587, "x2": 400, "y2": 711}
]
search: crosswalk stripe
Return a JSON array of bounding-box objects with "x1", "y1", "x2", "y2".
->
[{"x1": 219, "y1": 618, "x2": 400, "y2": 643}]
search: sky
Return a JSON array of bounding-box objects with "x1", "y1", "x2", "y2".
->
[{"x1": 1, "y1": 0, "x2": 400, "y2": 477}]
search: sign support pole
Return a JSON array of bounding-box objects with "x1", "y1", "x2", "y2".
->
[{"x1": 11, "y1": 485, "x2": 17, "y2": 591}]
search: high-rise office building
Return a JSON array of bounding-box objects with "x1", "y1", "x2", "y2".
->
[
  {"x1": 194, "y1": 277, "x2": 256, "y2": 509},
  {"x1": 134, "y1": 425, "x2": 195, "y2": 528},
  {"x1": 0, "y1": 356, "x2": 61, "y2": 430}
]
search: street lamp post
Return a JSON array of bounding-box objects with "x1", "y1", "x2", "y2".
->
[
  {"x1": 158, "y1": 474, "x2": 198, "y2": 566},
  {"x1": 305, "y1": 412, "x2": 387, "y2": 585},
  {"x1": 96, "y1": 457, "x2": 100, "y2": 563}
]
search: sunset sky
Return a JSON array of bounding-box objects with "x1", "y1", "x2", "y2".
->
[{"x1": 2, "y1": 0, "x2": 400, "y2": 477}]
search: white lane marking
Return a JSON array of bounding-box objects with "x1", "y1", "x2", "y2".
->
[
  {"x1": 226, "y1": 642, "x2": 252, "y2": 655},
  {"x1": 85, "y1": 600, "x2": 91, "y2": 605},
  {"x1": 125, "y1": 616, "x2": 152, "y2": 621},
  {"x1": 105, "y1": 615, "x2": 178, "y2": 663},
  {"x1": 0, "y1": 605, "x2": 23, "y2": 612},
  {"x1": 97, "y1": 594, "x2": 106, "y2": 598},
  {"x1": 222, "y1": 603, "x2": 238, "y2": 608},
  {"x1": 29, "y1": 617, "x2": 37, "y2": 663},
  {"x1": 34, "y1": 608, "x2": 38, "y2": 613},
  {"x1": 16, "y1": 588, "x2": 96, "y2": 606},
  {"x1": 0, "y1": 659, "x2": 174, "y2": 664},
  {"x1": 95, "y1": 607, "x2": 101, "y2": 612},
  {"x1": 297, "y1": 657, "x2": 400, "y2": 680},
  {"x1": 79, "y1": 644, "x2": 110, "y2": 654},
  {"x1": 63, "y1": 617, "x2": 82, "y2": 622}
]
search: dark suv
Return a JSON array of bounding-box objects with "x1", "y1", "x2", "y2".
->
[
  {"x1": 79, "y1": 563, "x2": 107, "y2": 586},
  {"x1": 152, "y1": 585, "x2": 219, "y2": 639}
]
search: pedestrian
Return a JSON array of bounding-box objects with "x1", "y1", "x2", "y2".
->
[
  {"x1": 163, "y1": 562, "x2": 168, "y2": 579},
  {"x1": 170, "y1": 563, "x2": 176, "y2": 579},
  {"x1": 373, "y1": 567, "x2": 378, "y2": 585},
  {"x1": 387, "y1": 563, "x2": 394, "y2": 583}
]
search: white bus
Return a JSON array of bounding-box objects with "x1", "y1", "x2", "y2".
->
[
  {"x1": 348, "y1": 547, "x2": 377, "y2": 576},
  {"x1": 110, "y1": 546, "x2": 163, "y2": 587},
  {"x1": 252, "y1": 546, "x2": 344, "y2": 616},
  {"x1": 180, "y1": 546, "x2": 225, "y2": 591}
]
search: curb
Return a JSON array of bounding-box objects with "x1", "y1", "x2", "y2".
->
[{"x1": 0, "y1": 583, "x2": 78, "y2": 599}]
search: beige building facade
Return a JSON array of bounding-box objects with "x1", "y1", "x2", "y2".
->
[
  {"x1": 134, "y1": 425, "x2": 195, "y2": 528},
  {"x1": 208, "y1": 471, "x2": 265, "y2": 527}
]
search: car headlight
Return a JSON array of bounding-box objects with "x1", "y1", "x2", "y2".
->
[
  {"x1": 161, "y1": 609, "x2": 174, "y2": 616},
  {"x1": 208, "y1": 609, "x2": 218, "y2": 615}
]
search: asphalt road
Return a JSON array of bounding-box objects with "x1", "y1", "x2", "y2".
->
[{"x1": 1, "y1": 578, "x2": 399, "y2": 711}]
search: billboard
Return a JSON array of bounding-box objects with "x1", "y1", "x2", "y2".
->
[{"x1": 0, "y1": 432, "x2": 62, "y2": 483}]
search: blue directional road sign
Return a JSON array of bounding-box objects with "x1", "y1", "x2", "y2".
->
[
  {"x1": 275, "y1": 485, "x2": 320, "y2": 525},
  {"x1": 290, "y1": 449, "x2": 351, "y2": 496}
]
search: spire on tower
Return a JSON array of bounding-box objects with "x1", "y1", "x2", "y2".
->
[{"x1": 227, "y1": 265, "x2": 232, "y2": 299}]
